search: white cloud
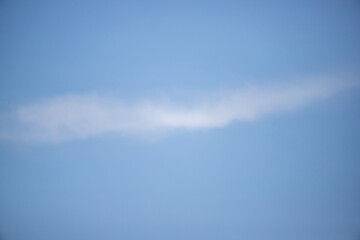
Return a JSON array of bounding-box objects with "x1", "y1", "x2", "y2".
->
[{"x1": 0, "y1": 77, "x2": 356, "y2": 142}]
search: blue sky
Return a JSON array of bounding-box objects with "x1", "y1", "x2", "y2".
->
[{"x1": 1, "y1": 0, "x2": 360, "y2": 239}]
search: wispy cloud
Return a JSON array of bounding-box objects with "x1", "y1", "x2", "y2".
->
[{"x1": 0, "y1": 77, "x2": 356, "y2": 142}]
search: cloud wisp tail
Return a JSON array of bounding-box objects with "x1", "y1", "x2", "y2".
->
[{"x1": 0, "y1": 78, "x2": 355, "y2": 142}]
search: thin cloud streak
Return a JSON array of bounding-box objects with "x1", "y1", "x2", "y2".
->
[{"x1": 0, "y1": 78, "x2": 356, "y2": 142}]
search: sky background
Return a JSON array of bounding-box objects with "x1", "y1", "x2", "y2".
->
[{"x1": 1, "y1": 0, "x2": 360, "y2": 239}]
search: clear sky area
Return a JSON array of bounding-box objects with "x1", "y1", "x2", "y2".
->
[{"x1": 1, "y1": 0, "x2": 360, "y2": 239}]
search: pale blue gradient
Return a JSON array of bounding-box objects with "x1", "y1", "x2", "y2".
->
[{"x1": 1, "y1": 0, "x2": 360, "y2": 239}]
